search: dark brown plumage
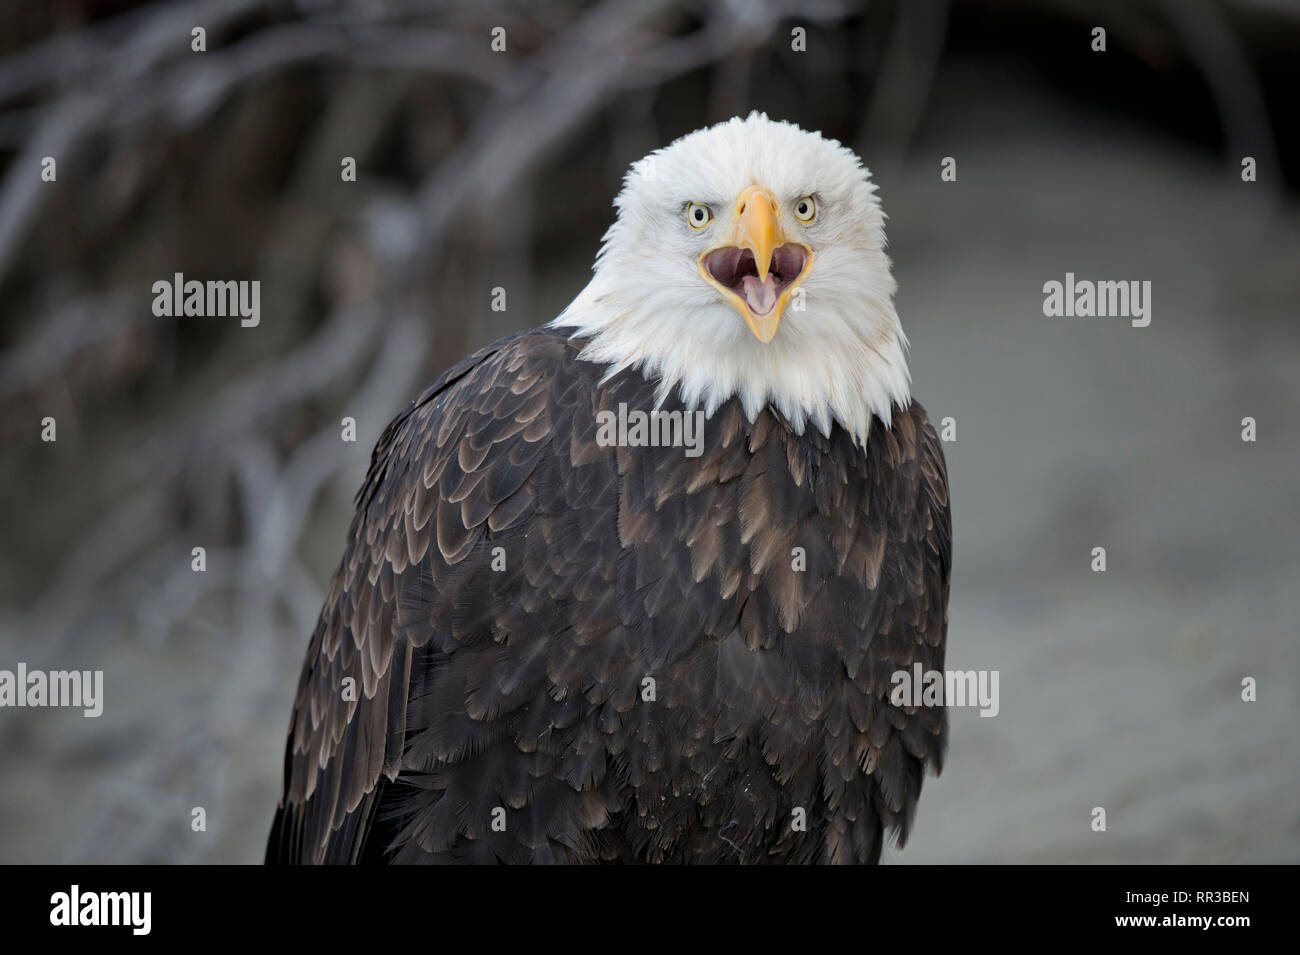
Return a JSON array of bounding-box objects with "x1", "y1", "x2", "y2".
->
[{"x1": 266, "y1": 324, "x2": 950, "y2": 864}]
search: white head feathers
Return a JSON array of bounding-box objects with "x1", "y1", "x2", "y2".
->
[{"x1": 553, "y1": 112, "x2": 910, "y2": 446}]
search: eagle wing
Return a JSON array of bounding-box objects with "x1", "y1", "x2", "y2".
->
[{"x1": 266, "y1": 328, "x2": 581, "y2": 863}]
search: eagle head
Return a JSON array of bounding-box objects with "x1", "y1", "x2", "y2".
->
[{"x1": 555, "y1": 112, "x2": 911, "y2": 444}]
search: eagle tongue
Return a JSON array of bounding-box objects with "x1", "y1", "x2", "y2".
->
[{"x1": 741, "y1": 275, "x2": 778, "y2": 315}]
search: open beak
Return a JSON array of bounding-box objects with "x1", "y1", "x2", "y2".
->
[{"x1": 699, "y1": 186, "x2": 812, "y2": 343}]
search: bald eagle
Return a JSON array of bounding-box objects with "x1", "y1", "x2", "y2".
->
[{"x1": 267, "y1": 113, "x2": 951, "y2": 864}]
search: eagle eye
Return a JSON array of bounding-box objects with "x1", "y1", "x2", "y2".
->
[
  {"x1": 793, "y1": 195, "x2": 816, "y2": 222},
  {"x1": 686, "y1": 202, "x2": 713, "y2": 230}
]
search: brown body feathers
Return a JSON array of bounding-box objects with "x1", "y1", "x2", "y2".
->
[{"x1": 266, "y1": 325, "x2": 950, "y2": 864}]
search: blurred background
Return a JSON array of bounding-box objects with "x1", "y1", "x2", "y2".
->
[{"x1": 0, "y1": 0, "x2": 1297, "y2": 863}]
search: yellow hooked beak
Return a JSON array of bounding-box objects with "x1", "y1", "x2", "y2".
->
[
  {"x1": 698, "y1": 186, "x2": 813, "y2": 343},
  {"x1": 735, "y1": 186, "x2": 778, "y2": 283}
]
